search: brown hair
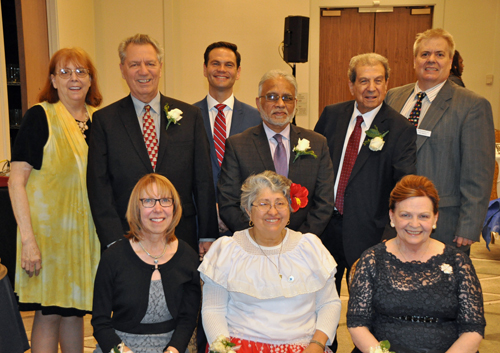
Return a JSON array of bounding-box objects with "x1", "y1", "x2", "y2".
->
[
  {"x1": 389, "y1": 175, "x2": 439, "y2": 214},
  {"x1": 125, "y1": 173, "x2": 182, "y2": 242},
  {"x1": 38, "y1": 47, "x2": 102, "y2": 107}
]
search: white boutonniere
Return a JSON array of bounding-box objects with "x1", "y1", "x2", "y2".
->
[
  {"x1": 440, "y1": 263, "x2": 453, "y2": 274},
  {"x1": 370, "y1": 340, "x2": 395, "y2": 353},
  {"x1": 292, "y1": 138, "x2": 318, "y2": 163},
  {"x1": 164, "y1": 103, "x2": 183, "y2": 131},
  {"x1": 364, "y1": 125, "x2": 389, "y2": 151}
]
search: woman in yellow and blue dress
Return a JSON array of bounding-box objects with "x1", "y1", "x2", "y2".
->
[{"x1": 8, "y1": 47, "x2": 102, "y2": 352}]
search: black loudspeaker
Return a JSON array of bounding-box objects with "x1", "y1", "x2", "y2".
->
[{"x1": 283, "y1": 16, "x2": 310, "y2": 63}]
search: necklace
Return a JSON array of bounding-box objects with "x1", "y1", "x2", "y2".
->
[
  {"x1": 138, "y1": 240, "x2": 168, "y2": 267},
  {"x1": 75, "y1": 111, "x2": 89, "y2": 137},
  {"x1": 397, "y1": 238, "x2": 430, "y2": 262},
  {"x1": 250, "y1": 229, "x2": 285, "y2": 279}
]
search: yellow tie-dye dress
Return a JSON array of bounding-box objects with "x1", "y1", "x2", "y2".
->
[{"x1": 15, "y1": 101, "x2": 100, "y2": 311}]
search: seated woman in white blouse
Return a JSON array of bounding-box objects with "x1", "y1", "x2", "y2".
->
[{"x1": 199, "y1": 171, "x2": 341, "y2": 353}]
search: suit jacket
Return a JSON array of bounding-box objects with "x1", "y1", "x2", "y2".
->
[
  {"x1": 386, "y1": 80, "x2": 495, "y2": 244},
  {"x1": 314, "y1": 101, "x2": 417, "y2": 265},
  {"x1": 87, "y1": 94, "x2": 219, "y2": 250},
  {"x1": 217, "y1": 123, "x2": 335, "y2": 237},
  {"x1": 193, "y1": 96, "x2": 261, "y2": 190}
]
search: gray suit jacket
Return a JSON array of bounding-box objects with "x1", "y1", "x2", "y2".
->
[
  {"x1": 194, "y1": 97, "x2": 261, "y2": 190},
  {"x1": 217, "y1": 123, "x2": 335, "y2": 237},
  {"x1": 386, "y1": 80, "x2": 495, "y2": 244}
]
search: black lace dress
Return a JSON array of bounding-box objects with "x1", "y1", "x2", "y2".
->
[{"x1": 347, "y1": 243, "x2": 485, "y2": 353}]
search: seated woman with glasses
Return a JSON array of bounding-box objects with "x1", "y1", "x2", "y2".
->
[
  {"x1": 199, "y1": 171, "x2": 341, "y2": 353},
  {"x1": 92, "y1": 173, "x2": 201, "y2": 353},
  {"x1": 347, "y1": 175, "x2": 485, "y2": 353}
]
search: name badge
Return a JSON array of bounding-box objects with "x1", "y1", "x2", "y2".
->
[{"x1": 417, "y1": 129, "x2": 431, "y2": 137}]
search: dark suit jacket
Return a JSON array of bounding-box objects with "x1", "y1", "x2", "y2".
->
[
  {"x1": 386, "y1": 80, "x2": 495, "y2": 245},
  {"x1": 217, "y1": 123, "x2": 334, "y2": 237},
  {"x1": 314, "y1": 101, "x2": 417, "y2": 265},
  {"x1": 87, "y1": 94, "x2": 219, "y2": 250},
  {"x1": 193, "y1": 96, "x2": 261, "y2": 190}
]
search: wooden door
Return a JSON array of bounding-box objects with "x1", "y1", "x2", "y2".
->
[{"x1": 318, "y1": 7, "x2": 432, "y2": 115}]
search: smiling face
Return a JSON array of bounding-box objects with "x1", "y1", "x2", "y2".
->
[
  {"x1": 248, "y1": 187, "x2": 290, "y2": 239},
  {"x1": 203, "y1": 47, "x2": 241, "y2": 95},
  {"x1": 414, "y1": 37, "x2": 452, "y2": 91},
  {"x1": 120, "y1": 43, "x2": 162, "y2": 103},
  {"x1": 51, "y1": 61, "x2": 91, "y2": 107},
  {"x1": 389, "y1": 196, "x2": 438, "y2": 248},
  {"x1": 256, "y1": 76, "x2": 296, "y2": 133},
  {"x1": 348, "y1": 63, "x2": 388, "y2": 114},
  {"x1": 139, "y1": 183, "x2": 173, "y2": 239}
]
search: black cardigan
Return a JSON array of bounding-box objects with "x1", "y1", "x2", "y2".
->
[{"x1": 91, "y1": 239, "x2": 201, "y2": 353}]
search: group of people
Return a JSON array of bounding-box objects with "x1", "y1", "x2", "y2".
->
[{"x1": 4, "y1": 27, "x2": 492, "y2": 353}]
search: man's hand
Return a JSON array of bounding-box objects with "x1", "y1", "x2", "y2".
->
[
  {"x1": 199, "y1": 241, "x2": 213, "y2": 261},
  {"x1": 453, "y1": 236, "x2": 475, "y2": 247}
]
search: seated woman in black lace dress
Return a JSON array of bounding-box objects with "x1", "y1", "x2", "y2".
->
[{"x1": 347, "y1": 175, "x2": 485, "y2": 353}]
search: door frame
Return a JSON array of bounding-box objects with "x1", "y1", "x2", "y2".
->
[{"x1": 308, "y1": 0, "x2": 444, "y2": 126}]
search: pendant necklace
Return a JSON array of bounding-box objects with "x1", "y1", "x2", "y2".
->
[
  {"x1": 138, "y1": 241, "x2": 168, "y2": 269},
  {"x1": 251, "y1": 229, "x2": 285, "y2": 279},
  {"x1": 75, "y1": 111, "x2": 89, "y2": 137}
]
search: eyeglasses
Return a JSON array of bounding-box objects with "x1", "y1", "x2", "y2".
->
[
  {"x1": 55, "y1": 68, "x2": 90, "y2": 79},
  {"x1": 140, "y1": 198, "x2": 174, "y2": 208},
  {"x1": 252, "y1": 200, "x2": 289, "y2": 212},
  {"x1": 259, "y1": 93, "x2": 296, "y2": 104}
]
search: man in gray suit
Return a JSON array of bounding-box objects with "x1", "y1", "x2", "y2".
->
[
  {"x1": 194, "y1": 42, "x2": 261, "y2": 242},
  {"x1": 218, "y1": 69, "x2": 334, "y2": 237},
  {"x1": 386, "y1": 28, "x2": 495, "y2": 250}
]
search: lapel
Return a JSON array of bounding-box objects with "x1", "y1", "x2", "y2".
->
[
  {"x1": 119, "y1": 95, "x2": 153, "y2": 171},
  {"x1": 287, "y1": 124, "x2": 301, "y2": 181},
  {"x1": 348, "y1": 103, "x2": 391, "y2": 183},
  {"x1": 156, "y1": 94, "x2": 175, "y2": 168},
  {"x1": 229, "y1": 98, "x2": 244, "y2": 136},
  {"x1": 332, "y1": 103, "x2": 355, "y2": 175},
  {"x1": 251, "y1": 124, "x2": 276, "y2": 171},
  {"x1": 416, "y1": 81, "x2": 453, "y2": 152}
]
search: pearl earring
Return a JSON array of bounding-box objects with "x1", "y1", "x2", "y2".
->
[
  {"x1": 432, "y1": 224, "x2": 437, "y2": 229},
  {"x1": 390, "y1": 222, "x2": 395, "y2": 227}
]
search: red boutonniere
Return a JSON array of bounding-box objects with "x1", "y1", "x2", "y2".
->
[{"x1": 290, "y1": 183, "x2": 309, "y2": 212}]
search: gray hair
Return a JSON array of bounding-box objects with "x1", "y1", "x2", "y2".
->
[
  {"x1": 258, "y1": 69, "x2": 298, "y2": 97},
  {"x1": 240, "y1": 171, "x2": 292, "y2": 218},
  {"x1": 348, "y1": 53, "x2": 390, "y2": 83},
  {"x1": 118, "y1": 34, "x2": 164, "y2": 64},
  {"x1": 413, "y1": 28, "x2": 455, "y2": 58}
]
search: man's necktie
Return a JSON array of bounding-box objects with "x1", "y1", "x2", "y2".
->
[
  {"x1": 335, "y1": 115, "x2": 364, "y2": 214},
  {"x1": 408, "y1": 92, "x2": 427, "y2": 127},
  {"x1": 214, "y1": 104, "x2": 227, "y2": 167},
  {"x1": 273, "y1": 134, "x2": 287, "y2": 177},
  {"x1": 142, "y1": 105, "x2": 158, "y2": 170}
]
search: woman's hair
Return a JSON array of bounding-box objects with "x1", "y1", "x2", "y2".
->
[
  {"x1": 240, "y1": 170, "x2": 292, "y2": 218},
  {"x1": 38, "y1": 47, "x2": 102, "y2": 107},
  {"x1": 451, "y1": 50, "x2": 463, "y2": 77},
  {"x1": 125, "y1": 173, "x2": 182, "y2": 242},
  {"x1": 389, "y1": 175, "x2": 439, "y2": 214}
]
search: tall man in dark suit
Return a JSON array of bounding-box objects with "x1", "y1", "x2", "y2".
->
[
  {"x1": 314, "y1": 53, "x2": 417, "y2": 296},
  {"x1": 386, "y1": 28, "x2": 495, "y2": 251},
  {"x1": 218, "y1": 69, "x2": 334, "y2": 237},
  {"x1": 88, "y1": 34, "x2": 218, "y2": 253},
  {"x1": 194, "y1": 42, "x2": 261, "y2": 242}
]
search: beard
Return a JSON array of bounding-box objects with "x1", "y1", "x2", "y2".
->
[{"x1": 259, "y1": 106, "x2": 296, "y2": 127}]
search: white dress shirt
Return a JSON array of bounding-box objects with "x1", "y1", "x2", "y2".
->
[
  {"x1": 207, "y1": 94, "x2": 235, "y2": 138},
  {"x1": 399, "y1": 81, "x2": 447, "y2": 127},
  {"x1": 263, "y1": 123, "x2": 291, "y2": 176}
]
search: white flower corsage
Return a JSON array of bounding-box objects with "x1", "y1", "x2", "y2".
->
[
  {"x1": 292, "y1": 138, "x2": 318, "y2": 163},
  {"x1": 209, "y1": 335, "x2": 240, "y2": 353},
  {"x1": 164, "y1": 103, "x2": 183, "y2": 131},
  {"x1": 440, "y1": 263, "x2": 453, "y2": 274},
  {"x1": 110, "y1": 342, "x2": 124, "y2": 353},
  {"x1": 370, "y1": 340, "x2": 394, "y2": 353},
  {"x1": 364, "y1": 125, "x2": 388, "y2": 151}
]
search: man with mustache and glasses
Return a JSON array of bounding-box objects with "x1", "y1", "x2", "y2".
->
[
  {"x1": 217, "y1": 69, "x2": 334, "y2": 238},
  {"x1": 386, "y1": 28, "x2": 495, "y2": 253}
]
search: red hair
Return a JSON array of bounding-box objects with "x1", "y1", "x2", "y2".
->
[{"x1": 389, "y1": 175, "x2": 439, "y2": 214}]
